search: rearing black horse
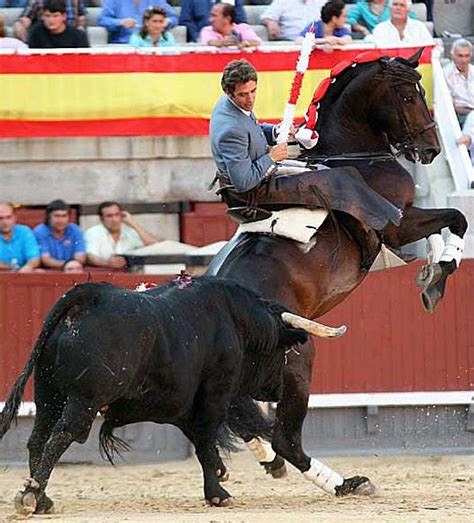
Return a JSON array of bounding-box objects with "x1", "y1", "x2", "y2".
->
[{"x1": 207, "y1": 50, "x2": 467, "y2": 496}]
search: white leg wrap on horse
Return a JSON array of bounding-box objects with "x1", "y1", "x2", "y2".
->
[
  {"x1": 427, "y1": 233, "x2": 445, "y2": 264},
  {"x1": 246, "y1": 437, "x2": 276, "y2": 463},
  {"x1": 439, "y1": 233, "x2": 464, "y2": 267},
  {"x1": 303, "y1": 458, "x2": 344, "y2": 494}
]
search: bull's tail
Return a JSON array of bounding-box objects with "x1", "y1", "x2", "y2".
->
[
  {"x1": 99, "y1": 420, "x2": 132, "y2": 465},
  {"x1": 0, "y1": 283, "x2": 106, "y2": 439},
  {"x1": 219, "y1": 396, "x2": 273, "y2": 455}
]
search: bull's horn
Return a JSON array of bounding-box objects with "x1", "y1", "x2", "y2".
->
[{"x1": 281, "y1": 312, "x2": 347, "y2": 338}]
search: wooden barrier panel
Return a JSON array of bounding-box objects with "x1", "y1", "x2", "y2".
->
[{"x1": 0, "y1": 262, "x2": 473, "y2": 402}]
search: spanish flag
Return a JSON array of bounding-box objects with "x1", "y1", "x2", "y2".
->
[{"x1": 0, "y1": 47, "x2": 433, "y2": 138}]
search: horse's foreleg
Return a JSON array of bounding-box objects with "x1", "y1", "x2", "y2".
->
[
  {"x1": 382, "y1": 206, "x2": 468, "y2": 313},
  {"x1": 273, "y1": 342, "x2": 375, "y2": 496}
]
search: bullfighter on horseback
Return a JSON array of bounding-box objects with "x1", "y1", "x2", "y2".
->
[{"x1": 210, "y1": 58, "x2": 402, "y2": 252}]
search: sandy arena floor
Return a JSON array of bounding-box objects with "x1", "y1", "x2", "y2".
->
[{"x1": 0, "y1": 451, "x2": 473, "y2": 522}]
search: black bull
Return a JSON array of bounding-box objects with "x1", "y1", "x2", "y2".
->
[{"x1": 0, "y1": 276, "x2": 344, "y2": 513}]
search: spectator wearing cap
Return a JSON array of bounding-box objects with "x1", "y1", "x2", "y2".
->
[
  {"x1": 34, "y1": 199, "x2": 86, "y2": 269},
  {"x1": 0, "y1": 203, "x2": 40, "y2": 272}
]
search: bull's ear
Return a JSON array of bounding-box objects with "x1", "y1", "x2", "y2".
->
[{"x1": 407, "y1": 48, "x2": 424, "y2": 68}]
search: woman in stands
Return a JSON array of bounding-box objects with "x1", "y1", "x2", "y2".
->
[
  {"x1": 297, "y1": 0, "x2": 352, "y2": 51},
  {"x1": 129, "y1": 6, "x2": 175, "y2": 48}
]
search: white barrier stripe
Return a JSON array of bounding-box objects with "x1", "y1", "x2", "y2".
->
[{"x1": 308, "y1": 391, "x2": 474, "y2": 408}]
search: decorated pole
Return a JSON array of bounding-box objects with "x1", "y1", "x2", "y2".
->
[{"x1": 277, "y1": 26, "x2": 316, "y2": 145}]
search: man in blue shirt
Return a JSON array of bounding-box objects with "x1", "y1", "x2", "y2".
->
[
  {"x1": 99, "y1": 0, "x2": 178, "y2": 44},
  {"x1": 0, "y1": 203, "x2": 40, "y2": 272},
  {"x1": 34, "y1": 199, "x2": 86, "y2": 269}
]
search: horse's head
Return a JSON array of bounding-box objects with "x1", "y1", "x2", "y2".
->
[{"x1": 375, "y1": 49, "x2": 440, "y2": 164}]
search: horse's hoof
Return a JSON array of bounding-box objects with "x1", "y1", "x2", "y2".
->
[
  {"x1": 261, "y1": 455, "x2": 287, "y2": 479},
  {"x1": 14, "y1": 490, "x2": 37, "y2": 515},
  {"x1": 335, "y1": 476, "x2": 376, "y2": 497},
  {"x1": 415, "y1": 263, "x2": 442, "y2": 290},
  {"x1": 420, "y1": 285, "x2": 442, "y2": 314}
]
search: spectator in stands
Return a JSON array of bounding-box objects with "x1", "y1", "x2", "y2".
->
[
  {"x1": 347, "y1": 0, "x2": 416, "y2": 38},
  {"x1": 33, "y1": 199, "x2": 86, "y2": 269},
  {"x1": 0, "y1": 203, "x2": 40, "y2": 272},
  {"x1": 261, "y1": 0, "x2": 326, "y2": 41},
  {"x1": 444, "y1": 39, "x2": 474, "y2": 127},
  {"x1": 85, "y1": 201, "x2": 158, "y2": 269},
  {"x1": 297, "y1": 0, "x2": 351, "y2": 50},
  {"x1": 371, "y1": 0, "x2": 432, "y2": 47},
  {"x1": 99, "y1": 0, "x2": 177, "y2": 45},
  {"x1": 28, "y1": 0, "x2": 89, "y2": 47},
  {"x1": 0, "y1": 13, "x2": 28, "y2": 48},
  {"x1": 200, "y1": 3, "x2": 262, "y2": 48},
  {"x1": 457, "y1": 111, "x2": 474, "y2": 166},
  {"x1": 179, "y1": 0, "x2": 247, "y2": 43},
  {"x1": 129, "y1": 6, "x2": 175, "y2": 47},
  {"x1": 14, "y1": 0, "x2": 86, "y2": 42},
  {"x1": 62, "y1": 258, "x2": 85, "y2": 273}
]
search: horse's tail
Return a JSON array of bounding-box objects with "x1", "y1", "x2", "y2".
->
[
  {"x1": 0, "y1": 283, "x2": 105, "y2": 439},
  {"x1": 219, "y1": 397, "x2": 273, "y2": 455}
]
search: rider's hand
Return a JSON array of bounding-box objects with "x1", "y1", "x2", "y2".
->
[{"x1": 269, "y1": 143, "x2": 289, "y2": 162}]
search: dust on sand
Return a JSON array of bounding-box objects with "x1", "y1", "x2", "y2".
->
[{"x1": 0, "y1": 451, "x2": 473, "y2": 522}]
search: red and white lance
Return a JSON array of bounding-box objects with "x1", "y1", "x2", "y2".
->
[{"x1": 276, "y1": 27, "x2": 316, "y2": 145}]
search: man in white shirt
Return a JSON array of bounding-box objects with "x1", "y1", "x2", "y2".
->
[
  {"x1": 443, "y1": 39, "x2": 474, "y2": 126},
  {"x1": 371, "y1": 0, "x2": 433, "y2": 48},
  {"x1": 261, "y1": 0, "x2": 325, "y2": 41},
  {"x1": 85, "y1": 201, "x2": 157, "y2": 269}
]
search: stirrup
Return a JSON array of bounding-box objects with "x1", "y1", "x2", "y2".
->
[{"x1": 226, "y1": 206, "x2": 272, "y2": 224}]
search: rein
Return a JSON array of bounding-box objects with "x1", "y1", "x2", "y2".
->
[{"x1": 298, "y1": 150, "x2": 399, "y2": 164}]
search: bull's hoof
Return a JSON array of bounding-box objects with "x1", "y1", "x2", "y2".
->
[
  {"x1": 420, "y1": 285, "x2": 443, "y2": 314},
  {"x1": 35, "y1": 494, "x2": 55, "y2": 514},
  {"x1": 14, "y1": 490, "x2": 37, "y2": 515},
  {"x1": 415, "y1": 263, "x2": 442, "y2": 290},
  {"x1": 206, "y1": 496, "x2": 233, "y2": 507},
  {"x1": 261, "y1": 455, "x2": 287, "y2": 479},
  {"x1": 335, "y1": 476, "x2": 377, "y2": 497}
]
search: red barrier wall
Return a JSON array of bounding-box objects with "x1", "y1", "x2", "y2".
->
[{"x1": 0, "y1": 262, "x2": 473, "y2": 401}]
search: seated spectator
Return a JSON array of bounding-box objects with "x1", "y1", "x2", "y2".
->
[
  {"x1": 14, "y1": 0, "x2": 86, "y2": 42},
  {"x1": 99, "y1": 0, "x2": 177, "y2": 45},
  {"x1": 0, "y1": 14, "x2": 28, "y2": 49},
  {"x1": 457, "y1": 111, "x2": 474, "y2": 167},
  {"x1": 200, "y1": 3, "x2": 262, "y2": 48},
  {"x1": 347, "y1": 0, "x2": 416, "y2": 37},
  {"x1": 129, "y1": 6, "x2": 175, "y2": 47},
  {"x1": 0, "y1": 203, "x2": 40, "y2": 272},
  {"x1": 298, "y1": 0, "x2": 351, "y2": 50},
  {"x1": 34, "y1": 199, "x2": 86, "y2": 269},
  {"x1": 371, "y1": 0, "x2": 432, "y2": 47},
  {"x1": 443, "y1": 39, "x2": 474, "y2": 127},
  {"x1": 62, "y1": 258, "x2": 85, "y2": 273},
  {"x1": 85, "y1": 201, "x2": 158, "y2": 269},
  {"x1": 28, "y1": 0, "x2": 89, "y2": 48},
  {"x1": 179, "y1": 0, "x2": 247, "y2": 43},
  {"x1": 261, "y1": 0, "x2": 326, "y2": 41}
]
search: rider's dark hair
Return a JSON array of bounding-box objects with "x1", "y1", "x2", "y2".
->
[
  {"x1": 221, "y1": 59, "x2": 257, "y2": 94},
  {"x1": 321, "y1": 0, "x2": 345, "y2": 24}
]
